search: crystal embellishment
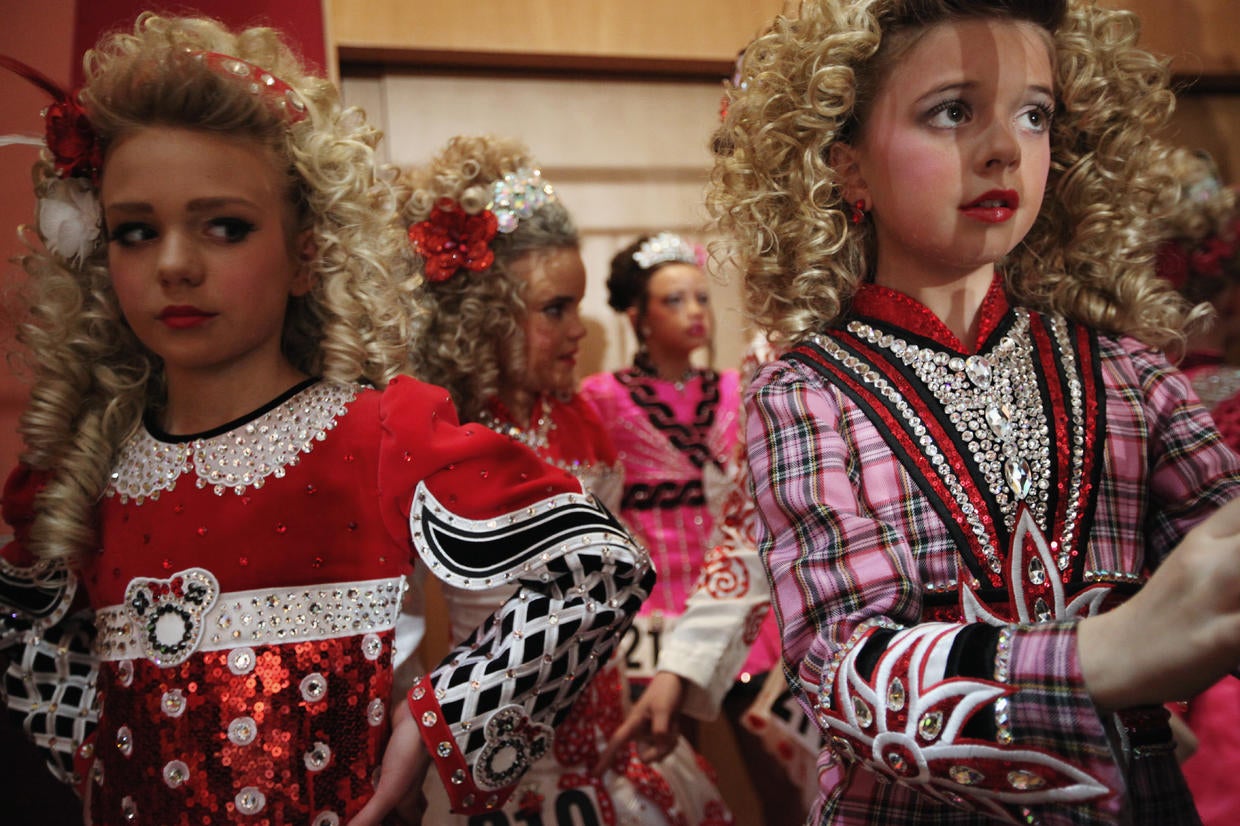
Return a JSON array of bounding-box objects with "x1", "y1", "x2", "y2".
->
[
  {"x1": 116, "y1": 725, "x2": 133, "y2": 756},
  {"x1": 304, "y1": 741, "x2": 332, "y2": 772},
  {"x1": 163, "y1": 760, "x2": 189, "y2": 788},
  {"x1": 1008, "y1": 769, "x2": 1047, "y2": 790},
  {"x1": 852, "y1": 696, "x2": 874, "y2": 728},
  {"x1": 367, "y1": 698, "x2": 385, "y2": 727},
  {"x1": 1004, "y1": 457, "x2": 1033, "y2": 500},
  {"x1": 965, "y1": 355, "x2": 992, "y2": 388},
  {"x1": 1028, "y1": 555, "x2": 1047, "y2": 585},
  {"x1": 236, "y1": 787, "x2": 267, "y2": 815},
  {"x1": 986, "y1": 404, "x2": 1012, "y2": 439},
  {"x1": 228, "y1": 716, "x2": 258, "y2": 746},
  {"x1": 950, "y1": 765, "x2": 986, "y2": 786},
  {"x1": 887, "y1": 677, "x2": 906, "y2": 712},
  {"x1": 487, "y1": 167, "x2": 557, "y2": 234},
  {"x1": 918, "y1": 711, "x2": 944, "y2": 741},
  {"x1": 107, "y1": 382, "x2": 357, "y2": 501}
]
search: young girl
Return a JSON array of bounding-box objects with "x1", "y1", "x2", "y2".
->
[
  {"x1": 579, "y1": 236, "x2": 793, "y2": 821},
  {"x1": 579, "y1": 234, "x2": 770, "y2": 682},
  {"x1": 401, "y1": 135, "x2": 733, "y2": 826},
  {"x1": 0, "y1": 16, "x2": 651, "y2": 826},
  {"x1": 710, "y1": 0, "x2": 1240, "y2": 823}
]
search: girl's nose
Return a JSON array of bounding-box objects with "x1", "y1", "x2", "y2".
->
[{"x1": 156, "y1": 233, "x2": 204, "y2": 286}]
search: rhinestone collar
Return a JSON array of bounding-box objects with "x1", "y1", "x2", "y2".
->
[{"x1": 107, "y1": 380, "x2": 358, "y2": 502}]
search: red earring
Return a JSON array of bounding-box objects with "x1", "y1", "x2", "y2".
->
[{"x1": 850, "y1": 200, "x2": 867, "y2": 225}]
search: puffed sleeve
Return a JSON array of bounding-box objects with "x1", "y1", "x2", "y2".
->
[
  {"x1": 748, "y1": 361, "x2": 1122, "y2": 824},
  {"x1": 650, "y1": 350, "x2": 778, "y2": 719},
  {"x1": 1127, "y1": 343, "x2": 1240, "y2": 556},
  {"x1": 654, "y1": 436, "x2": 773, "y2": 719},
  {"x1": 376, "y1": 377, "x2": 655, "y2": 814},
  {"x1": 0, "y1": 464, "x2": 98, "y2": 788}
]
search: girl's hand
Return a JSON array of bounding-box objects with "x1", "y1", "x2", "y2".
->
[
  {"x1": 1079, "y1": 496, "x2": 1240, "y2": 713},
  {"x1": 593, "y1": 670, "x2": 685, "y2": 773},
  {"x1": 348, "y1": 706, "x2": 430, "y2": 826}
]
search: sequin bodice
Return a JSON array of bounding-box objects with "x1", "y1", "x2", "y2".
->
[{"x1": 84, "y1": 381, "x2": 411, "y2": 825}]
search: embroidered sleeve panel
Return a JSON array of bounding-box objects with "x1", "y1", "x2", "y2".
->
[
  {"x1": 816, "y1": 619, "x2": 1113, "y2": 819},
  {"x1": 0, "y1": 551, "x2": 98, "y2": 786},
  {"x1": 408, "y1": 483, "x2": 654, "y2": 812}
]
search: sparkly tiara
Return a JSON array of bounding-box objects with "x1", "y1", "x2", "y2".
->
[
  {"x1": 632, "y1": 232, "x2": 700, "y2": 270},
  {"x1": 487, "y1": 167, "x2": 558, "y2": 234}
]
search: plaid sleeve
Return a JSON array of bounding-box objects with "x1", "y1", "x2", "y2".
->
[
  {"x1": 748, "y1": 359, "x2": 1121, "y2": 819},
  {"x1": 1125, "y1": 342, "x2": 1240, "y2": 558}
]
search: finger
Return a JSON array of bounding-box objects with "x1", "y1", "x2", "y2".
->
[
  {"x1": 593, "y1": 714, "x2": 645, "y2": 775},
  {"x1": 637, "y1": 731, "x2": 677, "y2": 764},
  {"x1": 648, "y1": 704, "x2": 672, "y2": 737},
  {"x1": 349, "y1": 724, "x2": 421, "y2": 826}
]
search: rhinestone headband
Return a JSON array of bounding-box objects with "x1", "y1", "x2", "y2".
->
[
  {"x1": 193, "y1": 51, "x2": 308, "y2": 123},
  {"x1": 487, "y1": 167, "x2": 557, "y2": 234},
  {"x1": 632, "y1": 232, "x2": 699, "y2": 270}
]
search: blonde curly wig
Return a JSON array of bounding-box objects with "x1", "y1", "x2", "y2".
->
[
  {"x1": 399, "y1": 135, "x2": 579, "y2": 424},
  {"x1": 14, "y1": 13, "x2": 417, "y2": 563},
  {"x1": 708, "y1": 0, "x2": 1196, "y2": 350}
]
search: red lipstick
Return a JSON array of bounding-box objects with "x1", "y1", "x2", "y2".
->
[
  {"x1": 961, "y1": 189, "x2": 1019, "y2": 224},
  {"x1": 158, "y1": 305, "x2": 216, "y2": 329}
]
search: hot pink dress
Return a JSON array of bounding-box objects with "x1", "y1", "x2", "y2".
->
[{"x1": 580, "y1": 363, "x2": 780, "y2": 684}]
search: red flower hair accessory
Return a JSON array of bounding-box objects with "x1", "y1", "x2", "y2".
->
[
  {"x1": 408, "y1": 198, "x2": 499, "y2": 282},
  {"x1": 0, "y1": 55, "x2": 101, "y2": 185}
]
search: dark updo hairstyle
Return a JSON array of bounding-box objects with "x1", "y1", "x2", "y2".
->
[{"x1": 606, "y1": 235, "x2": 659, "y2": 316}]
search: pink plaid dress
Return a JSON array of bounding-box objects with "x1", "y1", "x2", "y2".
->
[{"x1": 749, "y1": 278, "x2": 1240, "y2": 825}]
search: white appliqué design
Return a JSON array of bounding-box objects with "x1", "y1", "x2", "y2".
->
[
  {"x1": 962, "y1": 506, "x2": 1113, "y2": 626},
  {"x1": 123, "y1": 567, "x2": 220, "y2": 667},
  {"x1": 107, "y1": 382, "x2": 357, "y2": 501},
  {"x1": 824, "y1": 623, "x2": 1109, "y2": 822}
]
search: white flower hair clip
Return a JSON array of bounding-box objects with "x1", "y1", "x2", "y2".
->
[
  {"x1": 37, "y1": 177, "x2": 103, "y2": 265},
  {"x1": 633, "y1": 232, "x2": 701, "y2": 271}
]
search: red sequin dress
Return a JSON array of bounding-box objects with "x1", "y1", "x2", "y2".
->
[
  {"x1": 0, "y1": 377, "x2": 653, "y2": 825},
  {"x1": 424, "y1": 393, "x2": 734, "y2": 826}
]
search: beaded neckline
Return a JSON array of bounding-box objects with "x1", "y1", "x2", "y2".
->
[
  {"x1": 476, "y1": 396, "x2": 556, "y2": 454},
  {"x1": 107, "y1": 381, "x2": 357, "y2": 502}
]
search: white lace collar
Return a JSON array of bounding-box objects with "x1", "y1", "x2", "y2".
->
[{"x1": 107, "y1": 381, "x2": 358, "y2": 503}]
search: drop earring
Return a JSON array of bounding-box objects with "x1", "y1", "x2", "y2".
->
[{"x1": 850, "y1": 200, "x2": 868, "y2": 225}]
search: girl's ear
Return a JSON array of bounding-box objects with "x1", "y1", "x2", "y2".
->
[
  {"x1": 829, "y1": 142, "x2": 869, "y2": 207},
  {"x1": 625, "y1": 306, "x2": 643, "y2": 338},
  {"x1": 290, "y1": 229, "x2": 316, "y2": 297}
]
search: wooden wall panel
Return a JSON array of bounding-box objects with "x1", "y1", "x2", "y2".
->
[
  {"x1": 1164, "y1": 93, "x2": 1240, "y2": 182},
  {"x1": 329, "y1": 0, "x2": 781, "y2": 71},
  {"x1": 332, "y1": 0, "x2": 1240, "y2": 76},
  {"x1": 1103, "y1": 0, "x2": 1240, "y2": 77}
]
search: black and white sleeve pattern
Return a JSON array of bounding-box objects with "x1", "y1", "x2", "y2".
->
[{"x1": 406, "y1": 481, "x2": 654, "y2": 814}]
